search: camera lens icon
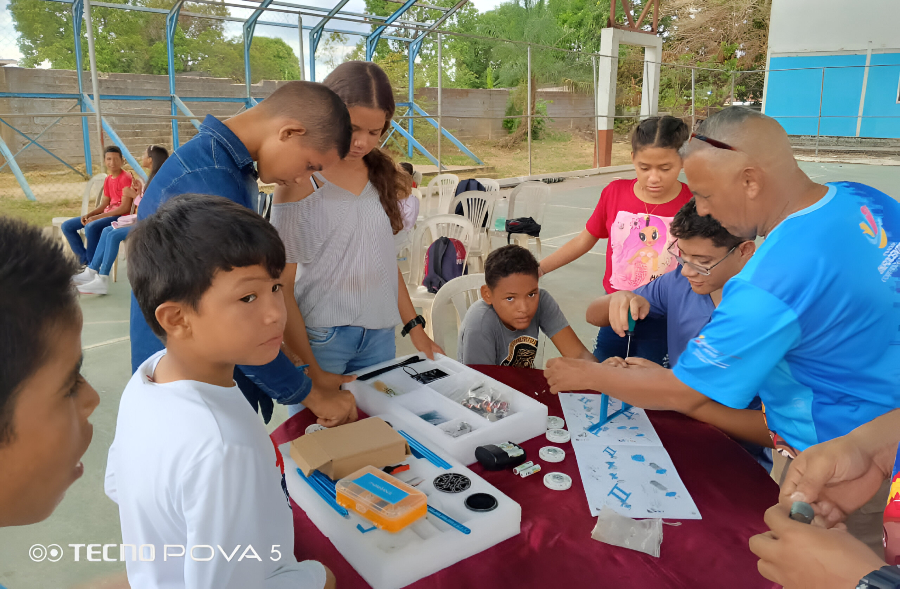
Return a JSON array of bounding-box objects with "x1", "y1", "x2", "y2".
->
[{"x1": 29, "y1": 544, "x2": 62, "y2": 562}]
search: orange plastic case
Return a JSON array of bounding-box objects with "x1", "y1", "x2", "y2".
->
[{"x1": 336, "y1": 466, "x2": 427, "y2": 533}]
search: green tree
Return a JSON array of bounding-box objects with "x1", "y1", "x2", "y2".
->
[{"x1": 9, "y1": 0, "x2": 301, "y2": 83}]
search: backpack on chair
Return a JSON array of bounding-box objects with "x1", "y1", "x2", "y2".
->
[
  {"x1": 422, "y1": 237, "x2": 468, "y2": 294},
  {"x1": 505, "y1": 217, "x2": 541, "y2": 243},
  {"x1": 453, "y1": 179, "x2": 489, "y2": 227}
]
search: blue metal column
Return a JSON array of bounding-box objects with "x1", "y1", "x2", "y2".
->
[
  {"x1": 166, "y1": 0, "x2": 184, "y2": 148},
  {"x1": 71, "y1": 0, "x2": 92, "y2": 175},
  {"x1": 407, "y1": 38, "x2": 423, "y2": 158},
  {"x1": 399, "y1": 0, "x2": 468, "y2": 156},
  {"x1": 243, "y1": 0, "x2": 275, "y2": 103},
  {"x1": 308, "y1": 0, "x2": 352, "y2": 82},
  {"x1": 365, "y1": 0, "x2": 417, "y2": 61},
  {"x1": 0, "y1": 134, "x2": 36, "y2": 201}
]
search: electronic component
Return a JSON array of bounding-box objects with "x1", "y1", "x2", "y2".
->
[
  {"x1": 546, "y1": 428, "x2": 571, "y2": 443},
  {"x1": 474, "y1": 442, "x2": 527, "y2": 471},
  {"x1": 544, "y1": 472, "x2": 572, "y2": 491},
  {"x1": 465, "y1": 493, "x2": 499, "y2": 513},
  {"x1": 539, "y1": 446, "x2": 566, "y2": 463},
  {"x1": 789, "y1": 501, "x2": 815, "y2": 524},
  {"x1": 518, "y1": 463, "x2": 542, "y2": 478},
  {"x1": 433, "y1": 473, "x2": 472, "y2": 493}
]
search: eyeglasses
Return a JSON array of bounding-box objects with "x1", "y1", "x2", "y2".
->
[
  {"x1": 690, "y1": 133, "x2": 738, "y2": 152},
  {"x1": 668, "y1": 240, "x2": 739, "y2": 276}
]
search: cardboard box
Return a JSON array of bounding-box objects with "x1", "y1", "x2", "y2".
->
[{"x1": 290, "y1": 417, "x2": 410, "y2": 480}]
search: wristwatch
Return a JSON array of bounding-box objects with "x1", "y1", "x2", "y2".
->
[
  {"x1": 401, "y1": 315, "x2": 426, "y2": 337},
  {"x1": 858, "y1": 566, "x2": 900, "y2": 589}
]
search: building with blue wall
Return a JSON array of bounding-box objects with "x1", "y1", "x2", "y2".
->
[{"x1": 763, "y1": 0, "x2": 900, "y2": 139}]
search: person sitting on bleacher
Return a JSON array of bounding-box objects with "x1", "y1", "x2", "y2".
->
[
  {"x1": 67, "y1": 146, "x2": 134, "y2": 282},
  {"x1": 77, "y1": 145, "x2": 169, "y2": 296}
]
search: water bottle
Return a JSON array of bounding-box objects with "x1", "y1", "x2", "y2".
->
[{"x1": 493, "y1": 197, "x2": 508, "y2": 232}]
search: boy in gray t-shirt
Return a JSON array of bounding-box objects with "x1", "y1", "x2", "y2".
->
[{"x1": 458, "y1": 245, "x2": 596, "y2": 368}]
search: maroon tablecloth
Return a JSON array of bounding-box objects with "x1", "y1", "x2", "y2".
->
[{"x1": 271, "y1": 365, "x2": 779, "y2": 589}]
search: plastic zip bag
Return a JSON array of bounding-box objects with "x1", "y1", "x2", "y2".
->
[{"x1": 590, "y1": 505, "x2": 663, "y2": 558}]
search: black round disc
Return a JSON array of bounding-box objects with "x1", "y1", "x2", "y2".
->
[
  {"x1": 465, "y1": 493, "x2": 498, "y2": 512},
  {"x1": 433, "y1": 473, "x2": 471, "y2": 493}
]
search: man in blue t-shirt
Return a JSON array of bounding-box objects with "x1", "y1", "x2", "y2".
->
[
  {"x1": 585, "y1": 199, "x2": 771, "y2": 470},
  {"x1": 545, "y1": 106, "x2": 900, "y2": 552}
]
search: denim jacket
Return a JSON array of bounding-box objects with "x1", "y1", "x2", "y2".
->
[{"x1": 130, "y1": 116, "x2": 311, "y2": 417}]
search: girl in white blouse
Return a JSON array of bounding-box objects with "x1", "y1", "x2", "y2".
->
[{"x1": 271, "y1": 62, "x2": 442, "y2": 415}]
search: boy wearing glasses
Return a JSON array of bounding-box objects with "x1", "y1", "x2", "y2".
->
[
  {"x1": 585, "y1": 199, "x2": 771, "y2": 469},
  {"x1": 586, "y1": 199, "x2": 755, "y2": 368}
]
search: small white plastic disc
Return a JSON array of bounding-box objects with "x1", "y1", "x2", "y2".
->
[
  {"x1": 546, "y1": 428, "x2": 570, "y2": 443},
  {"x1": 543, "y1": 472, "x2": 572, "y2": 491},
  {"x1": 305, "y1": 424, "x2": 327, "y2": 435},
  {"x1": 539, "y1": 446, "x2": 566, "y2": 463},
  {"x1": 547, "y1": 416, "x2": 565, "y2": 430}
]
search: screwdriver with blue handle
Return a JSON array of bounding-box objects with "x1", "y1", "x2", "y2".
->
[{"x1": 625, "y1": 308, "x2": 637, "y2": 358}]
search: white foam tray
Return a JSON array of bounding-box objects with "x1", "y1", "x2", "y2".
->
[
  {"x1": 345, "y1": 354, "x2": 548, "y2": 465},
  {"x1": 283, "y1": 412, "x2": 521, "y2": 589}
]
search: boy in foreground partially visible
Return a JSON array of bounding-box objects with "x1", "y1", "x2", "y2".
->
[
  {"x1": 0, "y1": 218, "x2": 100, "y2": 528},
  {"x1": 458, "y1": 245, "x2": 596, "y2": 368},
  {"x1": 106, "y1": 195, "x2": 333, "y2": 588}
]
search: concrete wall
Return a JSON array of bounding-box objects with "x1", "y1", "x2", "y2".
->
[
  {"x1": 417, "y1": 87, "x2": 595, "y2": 141},
  {"x1": 0, "y1": 67, "x2": 286, "y2": 171},
  {"x1": 763, "y1": 0, "x2": 900, "y2": 139},
  {"x1": 768, "y1": 0, "x2": 900, "y2": 55},
  {"x1": 1, "y1": 67, "x2": 595, "y2": 171},
  {"x1": 765, "y1": 53, "x2": 900, "y2": 138}
]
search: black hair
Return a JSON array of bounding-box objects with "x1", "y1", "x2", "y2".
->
[
  {"x1": 127, "y1": 194, "x2": 286, "y2": 338},
  {"x1": 145, "y1": 145, "x2": 169, "y2": 187},
  {"x1": 104, "y1": 145, "x2": 123, "y2": 157},
  {"x1": 631, "y1": 115, "x2": 691, "y2": 153},
  {"x1": 259, "y1": 81, "x2": 352, "y2": 160},
  {"x1": 670, "y1": 198, "x2": 745, "y2": 249},
  {"x1": 399, "y1": 162, "x2": 414, "y2": 175},
  {"x1": 484, "y1": 244, "x2": 540, "y2": 289},
  {"x1": 0, "y1": 217, "x2": 80, "y2": 445}
]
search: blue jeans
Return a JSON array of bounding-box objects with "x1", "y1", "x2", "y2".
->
[
  {"x1": 89, "y1": 224, "x2": 133, "y2": 276},
  {"x1": 287, "y1": 325, "x2": 396, "y2": 416},
  {"x1": 593, "y1": 313, "x2": 669, "y2": 365},
  {"x1": 61, "y1": 215, "x2": 118, "y2": 266}
]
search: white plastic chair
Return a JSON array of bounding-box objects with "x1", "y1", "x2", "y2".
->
[
  {"x1": 474, "y1": 177, "x2": 500, "y2": 192},
  {"x1": 488, "y1": 181, "x2": 550, "y2": 259},
  {"x1": 410, "y1": 186, "x2": 424, "y2": 221},
  {"x1": 51, "y1": 173, "x2": 107, "y2": 256},
  {"x1": 424, "y1": 173, "x2": 459, "y2": 219},
  {"x1": 448, "y1": 190, "x2": 496, "y2": 272},
  {"x1": 407, "y1": 214, "x2": 477, "y2": 337},
  {"x1": 430, "y1": 273, "x2": 486, "y2": 354}
]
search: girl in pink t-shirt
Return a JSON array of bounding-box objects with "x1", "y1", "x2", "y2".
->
[{"x1": 539, "y1": 116, "x2": 692, "y2": 364}]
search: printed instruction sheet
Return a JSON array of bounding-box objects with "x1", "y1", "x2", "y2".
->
[{"x1": 559, "y1": 393, "x2": 701, "y2": 520}]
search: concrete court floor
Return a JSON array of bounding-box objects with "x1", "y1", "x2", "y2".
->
[{"x1": 1, "y1": 160, "x2": 898, "y2": 589}]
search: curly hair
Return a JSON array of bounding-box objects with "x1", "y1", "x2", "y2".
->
[
  {"x1": 484, "y1": 245, "x2": 540, "y2": 289},
  {"x1": 323, "y1": 61, "x2": 410, "y2": 235}
]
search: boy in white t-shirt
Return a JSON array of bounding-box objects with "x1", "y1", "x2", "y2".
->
[{"x1": 105, "y1": 194, "x2": 333, "y2": 589}]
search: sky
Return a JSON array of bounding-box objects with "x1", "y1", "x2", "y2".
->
[{"x1": 0, "y1": 0, "x2": 507, "y2": 75}]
